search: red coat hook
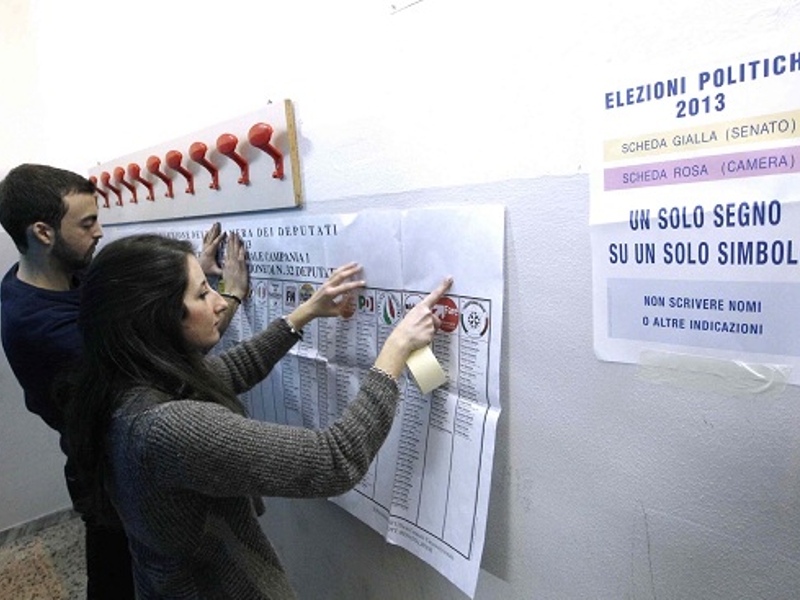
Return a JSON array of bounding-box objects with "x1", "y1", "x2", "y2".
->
[
  {"x1": 113, "y1": 166, "x2": 138, "y2": 203},
  {"x1": 247, "y1": 123, "x2": 284, "y2": 180},
  {"x1": 188, "y1": 142, "x2": 219, "y2": 190},
  {"x1": 128, "y1": 163, "x2": 155, "y2": 201},
  {"x1": 89, "y1": 175, "x2": 110, "y2": 208},
  {"x1": 216, "y1": 133, "x2": 249, "y2": 185},
  {"x1": 146, "y1": 155, "x2": 174, "y2": 198},
  {"x1": 100, "y1": 171, "x2": 123, "y2": 206},
  {"x1": 165, "y1": 150, "x2": 195, "y2": 195}
]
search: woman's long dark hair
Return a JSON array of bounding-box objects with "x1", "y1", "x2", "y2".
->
[{"x1": 63, "y1": 234, "x2": 243, "y2": 516}]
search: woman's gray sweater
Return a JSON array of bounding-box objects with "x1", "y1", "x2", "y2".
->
[{"x1": 106, "y1": 317, "x2": 399, "y2": 599}]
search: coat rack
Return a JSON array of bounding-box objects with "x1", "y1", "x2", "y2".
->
[{"x1": 88, "y1": 99, "x2": 302, "y2": 225}]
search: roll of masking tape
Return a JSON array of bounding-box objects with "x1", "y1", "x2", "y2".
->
[{"x1": 406, "y1": 345, "x2": 447, "y2": 394}]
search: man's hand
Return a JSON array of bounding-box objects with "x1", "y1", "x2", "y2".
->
[
  {"x1": 213, "y1": 232, "x2": 250, "y2": 337},
  {"x1": 199, "y1": 222, "x2": 224, "y2": 278},
  {"x1": 221, "y1": 232, "x2": 249, "y2": 300}
]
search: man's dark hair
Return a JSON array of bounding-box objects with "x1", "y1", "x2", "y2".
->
[{"x1": 0, "y1": 164, "x2": 96, "y2": 252}]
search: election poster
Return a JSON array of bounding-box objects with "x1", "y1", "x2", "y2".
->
[{"x1": 592, "y1": 43, "x2": 800, "y2": 387}]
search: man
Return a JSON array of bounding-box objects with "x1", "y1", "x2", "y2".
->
[{"x1": 0, "y1": 163, "x2": 248, "y2": 598}]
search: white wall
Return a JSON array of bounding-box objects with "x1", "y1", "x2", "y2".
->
[
  {"x1": 2, "y1": 0, "x2": 800, "y2": 598},
  {"x1": 0, "y1": 0, "x2": 74, "y2": 527}
]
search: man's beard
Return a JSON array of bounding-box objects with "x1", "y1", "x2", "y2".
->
[{"x1": 52, "y1": 231, "x2": 94, "y2": 272}]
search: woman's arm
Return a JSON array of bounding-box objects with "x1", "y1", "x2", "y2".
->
[
  {"x1": 207, "y1": 317, "x2": 299, "y2": 394},
  {"x1": 171, "y1": 273, "x2": 452, "y2": 495},
  {"x1": 132, "y1": 369, "x2": 399, "y2": 499},
  {"x1": 206, "y1": 262, "x2": 365, "y2": 394}
]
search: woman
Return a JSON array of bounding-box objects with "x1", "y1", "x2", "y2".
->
[{"x1": 64, "y1": 233, "x2": 452, "y2": 599}]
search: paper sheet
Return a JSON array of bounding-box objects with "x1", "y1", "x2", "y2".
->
[{"x1": 105, "y1": 205, "x2": 504, "y2": 598}]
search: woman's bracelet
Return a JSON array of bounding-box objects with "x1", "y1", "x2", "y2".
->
[
  {"x1": 281, "y1": 315, "x2": 304, "y2": 339},
  {"x1": 220, "y1": 292, "x2": 242, "y2": 306}
]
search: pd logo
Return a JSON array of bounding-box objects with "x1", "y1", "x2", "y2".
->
[{"x1": 358, "y1": 291, "x2": 375, "y2": 314}]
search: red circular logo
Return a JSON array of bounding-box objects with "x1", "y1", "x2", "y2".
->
[{"x1": 434, "y1": 296, "x2": 459, "y2": 333}]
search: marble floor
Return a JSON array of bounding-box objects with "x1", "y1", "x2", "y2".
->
[{"x1": 0, "y1": 510, "x2": 86, "y2": 599}]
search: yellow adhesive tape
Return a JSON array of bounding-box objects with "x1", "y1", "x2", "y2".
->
[{"x1": 406, "y1": 345, "x2": 447, "y2": 394}]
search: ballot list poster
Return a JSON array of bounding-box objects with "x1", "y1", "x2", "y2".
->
[
  {"x1": 591, "y1": 42, "x2": 800, "y2": 383},
  {"x1": 105, "y1": 205, "x2": 504, "y2": 598}
]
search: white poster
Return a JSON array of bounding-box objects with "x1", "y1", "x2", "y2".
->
[
  {"x1": 106, "y1": 204, "x2": 504, "y2": 598},
  {"x1": 591, "y1": 44, "x2": 800, "y2": 385}
]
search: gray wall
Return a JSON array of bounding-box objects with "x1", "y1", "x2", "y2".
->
[{"x1": 260, "y1": 177, "x2": 800, "y2": 599}]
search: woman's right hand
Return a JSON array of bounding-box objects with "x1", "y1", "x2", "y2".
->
[
  {"x1": 286, "y1": 262, "x2": 366, "y2": 331},
  {"x1": 374, "y1": 276, "x2": 454, "y2": 378}
]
